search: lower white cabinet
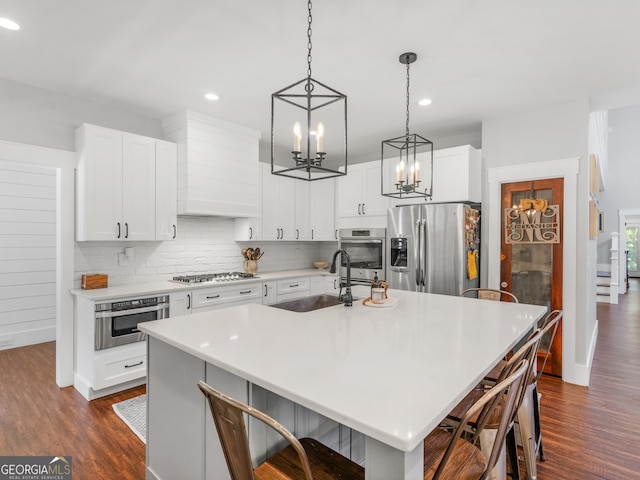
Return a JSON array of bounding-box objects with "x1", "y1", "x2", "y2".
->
[
  {"x1": 92, "y1": 342, "x2": 146, "y2": 391},
  {"x1": 262, "y1": 281, "x2": 277, "y2": 305},
  {"x1": 276, "y1": 277, "x2": 310, "y2": 302},
  {"x1": 191, "y1": 283, "x2": 262, "y2": 312}
]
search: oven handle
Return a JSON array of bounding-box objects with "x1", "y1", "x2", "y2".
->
[
  {"x1": 339, "y1": 239, "x2": 384, "y2": 244},
  {"x1": 95, "y1": 303, "x2": 169, "y2": 319}
]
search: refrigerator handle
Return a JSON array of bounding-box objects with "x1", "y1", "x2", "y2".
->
[
  {"x1": 415, "y1": 218, "x2": 422, "y2": 288},
  {"x1": 420, "y1": 218, "x2": 427, "y2": 287}
]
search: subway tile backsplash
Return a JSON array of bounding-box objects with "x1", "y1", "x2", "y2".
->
[{"x1": 74, "y1": 217, "x2": 338, "y2": 288}]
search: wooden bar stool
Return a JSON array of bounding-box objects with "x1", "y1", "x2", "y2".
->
[
  {"x1": 461, "y1": 288, "x2": 519, "y2": 303},
  {"x1": 198, "y1": 380, "x2": 364, "y2": 480}
]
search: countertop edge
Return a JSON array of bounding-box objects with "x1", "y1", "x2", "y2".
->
[{"x1": 70, "y1": 268, "x2": 336, "y2": 301}]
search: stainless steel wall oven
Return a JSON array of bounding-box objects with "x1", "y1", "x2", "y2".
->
[
  {"x1": 94, "y1": 295, "x2": 170, "y2": 350},
  {"x1": 338, "y1": 228, "x2": 386, "y2": 285}
]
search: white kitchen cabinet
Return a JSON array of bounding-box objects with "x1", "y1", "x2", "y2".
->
[
  {"x1": 391, "y1": 145, "x2": 481, "y2": 207},
  {"x1": 309, "y1": 179, "x2": 337, "y2": 240},
  {"x1": 156, "y1": 140, "x2": 178, "y2": 241},
  {"x1": 295, "y1": 181, "x2": 310, "y2": 240},
  {"x1": 276, "y1": 277, "x2": 310, "y2": 302},
  {"x1": 162, "y1": 110, "x2": 261, "y2": 217},
  {"x1": 234, "y1": 217, "x2": 261, "y2": 241},
  {"x1": 77, "y1": 124, "x2": 155, "y2": 241},
  {"x1": 261, "y1": 163, "x2": 297, "y2": 241},
  {"x1": 262, "y1": 281, "x2": 277, "y2": 305},
  {"x1": 337, "y1": 161, "x2": 388, "y2": 228},
  {"x1": 191, "y1": 283, "x2": 262, "y2": 312},
  {"x1": 76, "y1": 123, "x2": 177, "y2": 242},
  {"x1": 169, "y1": 291, "x2": 192, "y2": 316}
]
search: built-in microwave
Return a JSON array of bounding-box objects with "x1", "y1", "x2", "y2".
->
[
  {"x1": 94, "y1": 295, "x2": 170, "y2": 350},
  {"x1": 338, "y1": 228, "x2": 386, "y2": 285}
]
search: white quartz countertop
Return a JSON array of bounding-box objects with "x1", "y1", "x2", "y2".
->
[
  {"x1": 70, "y1": 268, "x2": 334, "y2": 301},
  {"x1": 139, "y1": 289, "x2": 546, "y2": 452}
]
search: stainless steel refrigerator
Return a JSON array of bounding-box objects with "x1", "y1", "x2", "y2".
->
[{"x1": 387, "y1": 203, "x2": 480, "y2": 296}]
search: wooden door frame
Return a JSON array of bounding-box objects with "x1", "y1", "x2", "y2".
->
[
  {"x1": 486, "y1": 158, "x2": 586, "y2": 384},
  {"x1": 501, "y1": 178, "x2": 564, "y2": 376}
]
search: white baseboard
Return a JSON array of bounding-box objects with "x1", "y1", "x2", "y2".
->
[
  {"x1": 74, "y1": 372, "x2": 146, "y2": 401},
  {"x1": 0, "y1": 326, "x2": 55, "y2": 351},
  {"x1": 565, "y1": 320, "x2": 598, "y2": 386}
]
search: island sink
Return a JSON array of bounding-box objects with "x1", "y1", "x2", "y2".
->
[{"x1": 269, "y1": 294, "x2": 345, "y2": 312}]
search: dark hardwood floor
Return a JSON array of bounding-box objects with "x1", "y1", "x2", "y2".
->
[{"x1": 1, "y1": 282, "x2": 639, "y2": 479}]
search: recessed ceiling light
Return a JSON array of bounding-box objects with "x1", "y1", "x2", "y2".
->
[
  {"x1": 0, "y1": 18, "x2": 20, "y2": 30},
  {"x1": 418, "y1": 98, "x2": 432, "y2": 106},
  {"x1": 204, "y1": 93, "x2": 219, "y2": 101}
]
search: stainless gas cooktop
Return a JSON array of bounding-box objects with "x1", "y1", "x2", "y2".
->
[{"x1": 171, "y1": 272, "x2": 258, "y2": 284}]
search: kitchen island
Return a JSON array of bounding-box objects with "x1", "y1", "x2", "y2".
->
[{"x1": 139, "y1": 288, "x2": 546, "y2": 480}]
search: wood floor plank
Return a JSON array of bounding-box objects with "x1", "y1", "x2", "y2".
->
[{"x1": 2, "y1": 282, "x2": 640, "y2": 478}]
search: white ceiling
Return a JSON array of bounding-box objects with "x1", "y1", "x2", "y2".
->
[{"x1": 2, "y1": 0, "x2": 640, "y2": 162}]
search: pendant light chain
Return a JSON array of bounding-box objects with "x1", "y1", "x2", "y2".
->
[
  {"x1": 405, "y1": 55, "x2": 411, "y2": 139},
  {"x1": 307, "y1": 0, "x2": 313, "y2": 78}
]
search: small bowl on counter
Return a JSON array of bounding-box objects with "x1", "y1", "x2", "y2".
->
[{"x1": 313, "y1": 261, "x2": 329, "y2": 270}]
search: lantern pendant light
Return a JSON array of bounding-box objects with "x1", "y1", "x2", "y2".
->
[
  {"x1": 270, "y1": 0, "x2": 348, "y2": 181},
  {"x1": 381, "y1": 52, "x2": 433, "y2": 199}
]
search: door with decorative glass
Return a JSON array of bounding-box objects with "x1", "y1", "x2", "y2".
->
[{"x1": 501, "y1": 178, "x2": 564, "y2": 377}]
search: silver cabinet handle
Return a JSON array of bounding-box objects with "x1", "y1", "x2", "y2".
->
[
  {"x1": 335, "y1": 229, "x2": 338, "y2": 240},
  {"x1": 311, "y1": 229, "x2": 314, "y2": 240},
  {"x1": 357, "y1": 203, "x2": 362, "y2": 215},
  {"x1": 125, "y1": 222, "x2": 129, "y2": 239},
  {"x1": 206, "y1": 294, "x2": 221, "y2": 299},
  {"x1": 249, "y1": 227, "x2": 253, "y2": 239},
  {"x1": 240, "y1": 290, "x2": 252, "y2": 294},
  {"x1": 264, "y1": 284, "x2": 268, "y2": 297},
  {"x1": 296, "y1": 229, "x2": 299, "y2": 240},
  {"x1": 117, "y1": 222, "x2": 121, "y2": 239},
  {"x1": 124, "y1": 361, "x2": 143, "y2": 369},
  {"x1": 362, "y1": 203, "x2": 366, "y2": 215},
  {"x1": 172, "y1": 224, "x2": 177, "y2": 239},
  {"x1": 290, "y1": 284, "x2": 299, "y2": 288},
  {"x1": 187, "y1": 294, "x2": 191, "y2": 310}
]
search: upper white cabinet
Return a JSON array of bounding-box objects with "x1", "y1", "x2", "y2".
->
[
  {"x1": 337, "y1": 162, "x2": 388, "y2": 228},
  {"x1": 162, "y1": 110, "x2": 261, "y2": 217},
  {"x1": 156, "y1": 140, "x2": 178, "y2": 241},
  {"x1": 76, "y1": 124, "x2": 168, "y2": 241},
  {"x1": 392, "y1": 145, "x2": 481, "y2": 206},
  {"x1": 261, "y1": 163, "x2": 297, "y2": 240},
  {"x1": 309, "y1": 179, "x2": 337, "y2": 240}
]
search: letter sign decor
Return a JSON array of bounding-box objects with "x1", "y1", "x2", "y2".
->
[{"x1": 504, "y1": 200, "x2": 560, "y2": 244}]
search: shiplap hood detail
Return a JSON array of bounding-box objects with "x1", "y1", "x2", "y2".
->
[{"x1": 162, "y1": 110, "x2": 262, "y2": 217}]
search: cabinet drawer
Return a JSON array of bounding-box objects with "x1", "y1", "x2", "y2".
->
[
  {"x1": 93, "y1": 343, "x2": 146, "y2": 390},
  {"x1": 192, "y1": 282, "x2": 261, "y2": 310},
  {"x1": 277, "y1": 278, "x2": 310, "y2": 296}
]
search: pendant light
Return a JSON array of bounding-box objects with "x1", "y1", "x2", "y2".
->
[
  {"x1": 381, "y1": 52, "x2": 433, "y2": 199},
  {"x1": 271, "y1": 0, "x2": 347, "y2": 181}
]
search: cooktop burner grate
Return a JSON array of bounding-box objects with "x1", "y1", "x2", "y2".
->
[{"x1": 171, "y1": 272, "x2": 257, "y2": 284}]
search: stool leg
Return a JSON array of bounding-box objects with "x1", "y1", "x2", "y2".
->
[
  {"x1": 532, "y1": 386, "x2": 546, "y2": 461},
  {"x1": 517, "y1": 385, "x2": 537, "y2": 480},
  {"x1": 506, "y1": 428, "x2": 520, "y2": 480}
]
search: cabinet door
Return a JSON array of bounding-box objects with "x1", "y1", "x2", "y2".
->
[
  {"x1": 361, "y1": 161, "x2": 388, "y2": 217},
  {"x1": 310, "y1": 179, "x2": 336, "y2": 240},
  {"x1": 262, "y1": 164, "x2": 296, "y2": 240},
  {"x1": 261, "y1": 164, "x2": 281, "y2": 241},
  {"x1": 170, "y1": 292, "x2": 191, "y2": 317},
  {"x1": 337, "y1": 164, "x2": 363, "y2": 218},
  {"x1": 262, "y1": 282, "x2": 277, "y2": 305},
  {"x1": 156, "y1": 140, "x2": 178, "y2": 241},
  {"x1": 122, "y1": 133, "x2": 156, "y2": 241},
  {"x1": 76, "y1": 124, "x2": 123, "y2": 240},
  {"x1": 295, "y1": 181, "x2": 310, "y2": 240}
]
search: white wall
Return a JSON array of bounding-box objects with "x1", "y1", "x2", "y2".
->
[
  {"x1": 482, "y1": 99, "x2": 596, "y2": 385},
  {"x1": 597, "y1": 105, "x2": 640, "y2": 266},
  {"x1": 0, "y1": 160, "x2": 57, "y2": 349},
  {"x1": 0, "y1": 77, "x2": 163, "y2": 152}
]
